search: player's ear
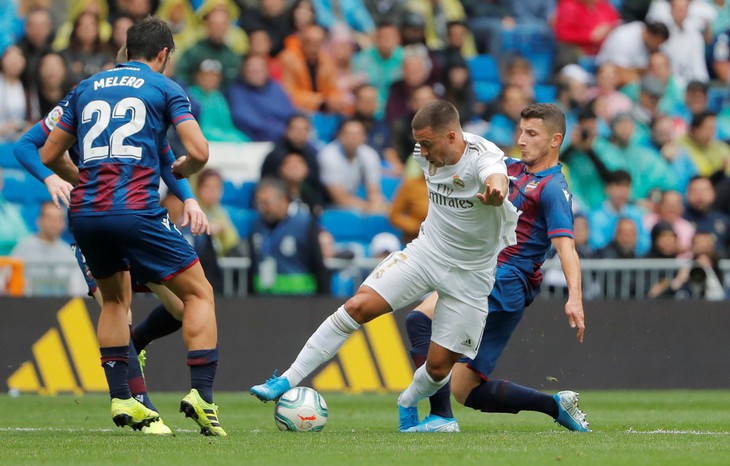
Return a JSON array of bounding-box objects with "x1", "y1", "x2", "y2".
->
[{"x1": 552, "y1": 132, "x2": 564, "y2": 148}]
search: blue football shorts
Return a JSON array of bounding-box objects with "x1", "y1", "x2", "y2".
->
[{"x1": 70, "y1": 210, "x2": 199, "y2": 285}]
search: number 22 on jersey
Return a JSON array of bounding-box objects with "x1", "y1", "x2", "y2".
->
[{"x1": 81, "y1": 97, "x2": 146, "y2": 162}]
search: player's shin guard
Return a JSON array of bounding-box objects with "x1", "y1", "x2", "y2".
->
[
  {"x1": 283, "y1": 306, "x2": 359, "y2": 387},
  {"x1": 132, "y1": 304, "x2": 182, "y2": 352},
  {"x1": 405, "y1": 310, "x2": 453, "y2": 418},
  {"x1": 101, "y1": 346, "x2": 131, "y2": 399},
  {"x1": 399, "y1": 365, "x2": 451, "y2": 408},
  {"x1": 464, "y1": 379, "x2": 558, "y2": 418},
  {"x1": 188, "y1": 347, "x2": 219, "y2": 404}
]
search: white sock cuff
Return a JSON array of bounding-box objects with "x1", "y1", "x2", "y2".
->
[
  {"x1": 425, "y1": 367, "x2": 451, "y2": 387},
  {"x1": 331, "y1": 306, "x2": 360, "y2": 334}
]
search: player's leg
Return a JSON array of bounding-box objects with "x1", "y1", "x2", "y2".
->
[
  {"x1": 132, "y1": 282, "x2": 183, "y2": 353},
  {"x1": 405, "y1": 292, "x2": 455, "y2": 422},
  {"x1": 251, "y1": 248, "x2": 431, "y2": 402}
]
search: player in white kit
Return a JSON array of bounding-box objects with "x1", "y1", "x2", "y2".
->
[{"x1": 250, "y1": 100, "x2": 519, "y2": 431}]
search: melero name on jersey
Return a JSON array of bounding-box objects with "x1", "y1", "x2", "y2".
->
[{"x1": 93, "y1": 75, "x2": 145, "y2": 90}]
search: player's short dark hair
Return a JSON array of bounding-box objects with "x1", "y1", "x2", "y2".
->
[
  {"x1": 645, "y1": 21, "x2": 670, "y2": 40},
  {"x1": 126, "y1": 17, "x2": 175, "y2": 61},
  {"x1": 690, "y1": 110, "x2": 716, "y2": 130},
  {"x1": 520, "y1": 103, "x2": 566, "y2": 138},
  {"x1": 607, "y1": 169, "x2": 632, "y2": 185},
  {"x1": 412, "y1": 100, "x2": 460, "y2": 133}
]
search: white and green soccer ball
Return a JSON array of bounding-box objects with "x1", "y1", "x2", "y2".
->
[{"x1": 274, "y1": 387, "x2": 328, "y2": 432}]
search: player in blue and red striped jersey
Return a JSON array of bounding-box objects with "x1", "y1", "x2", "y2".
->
[
  {"x1": 39, "y1": 18, "x2": 225, "y2": 436},
  {"x1": 13, "y1": 93, "x2": 205, "y2": 434},
  {"x1": 404, "y1": 103, "x2": 590, "y2": 433}
]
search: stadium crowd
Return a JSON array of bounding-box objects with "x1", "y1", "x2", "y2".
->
[{"x1": 1, "y1": 0, "x2": 730, "y2": 300}]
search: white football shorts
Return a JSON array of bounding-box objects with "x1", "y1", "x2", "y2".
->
[{"x1": 362, "y1": 237, "x2": 494, "y2": 359}]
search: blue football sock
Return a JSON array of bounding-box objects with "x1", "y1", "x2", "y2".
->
[
  {"x1": 100, "y1": 346, "x2": 131, "y2": 400},
  {"x1": 464, "y1": 379, "x2": 559, "y2": 418},
  {"x1": 405, "y1": 310, "x2": 454, "y2": 418},
  {"x1": 188, "y1": 347, "x2": 218, "y2": 404},
  {"x1": 126, "y1": 328, "x2": 157, "y2": 412},
  {"x1": 131, "y1": 304, "x2": 182, "y2": 352}
]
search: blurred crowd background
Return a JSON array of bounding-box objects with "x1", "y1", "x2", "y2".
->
[{"x1": 2, "y1": 0, "x2": 730, "y2": 301}]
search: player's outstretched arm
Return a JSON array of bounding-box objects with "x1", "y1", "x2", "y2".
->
[
  {"x1": 40, "y1": 127, "x2": 79, "y2": 187},
  {"x1": 172, "y1": 120, "x2": 209, "y2": 179},
  {"x1": 551, "y1": 235, "x2": 585, "y2": 343},
  {"x1": 476, "y1": 173, "x2": 508, "y2": 206}
]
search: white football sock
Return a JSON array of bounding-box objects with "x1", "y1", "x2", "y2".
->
[
  {"x1": 398, "y1": 365, "x2": 451, "y2": 408},
  {"x1": 282, "y1": 306, "x2": 359, "y2": 386}
]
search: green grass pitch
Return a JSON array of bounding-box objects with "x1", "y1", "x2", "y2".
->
[{"x1": 1, "y1": 390, "x2": 729, "y2": 465}]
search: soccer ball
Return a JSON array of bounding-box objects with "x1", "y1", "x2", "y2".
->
[{"x1": 274, "y1": 387, "x2": 328, "y2": 432}]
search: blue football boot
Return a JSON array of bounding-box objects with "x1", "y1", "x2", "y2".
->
[
  {"x1": 397, "y1": 392, "x2": 420, "y2": 432},
  {"x1": 250, "y1": 372, "x2": 291, "y2": 402},
  {"x1": 404, "y1": 414, "x2": 461, "y2": 433},
  {"x1": 553, "y1": 390, "x2": 591, "y2": 432}
]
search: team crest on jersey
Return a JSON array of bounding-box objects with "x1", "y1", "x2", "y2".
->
[
  {"x1": 373, "y1": 268, "x2": 385, "y2": 279},
  {"x1": 525, "y1": 180, "x2": 539, "y2": 191},
  {"x1": 428, "y1": 163, "x2": 437, "y2": 176},
  {"x1": 44, "y1": 106, "x2": 64, "y2": 130},
  {"x1": 452, "y1": 176, "x2": 465, "y2": 189}
]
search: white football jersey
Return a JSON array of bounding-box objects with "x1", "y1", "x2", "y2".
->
[{"x1": 414, "y1": 132, "x2": 518, "y2": 270}]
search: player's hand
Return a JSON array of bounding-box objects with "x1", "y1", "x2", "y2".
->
[
  {"x1": 181, "y1": 199, "x2": 210, "y2": 236},
  {"x1": 44, "y1": 174, "x2": 73, "y2": 208},
  {"x1": 565, "y1": 299, "x2": 585, "y2": 343},
  {"x1": 171, "y1": 155, "x2": 195, "y2": 180},
  {"x1": 476, "y1": 183, "x2": 505, "y2": 206}
]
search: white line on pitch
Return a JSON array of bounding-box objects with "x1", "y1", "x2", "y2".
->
[{"x1": 627, "y1": 428, "x2": 730, "y2": 435}]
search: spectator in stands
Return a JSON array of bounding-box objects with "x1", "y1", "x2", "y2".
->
[
  {"x1": 596, "y1": 20, "x2": 670, "y2": 87},
  {"x1": 441, "y1": 56, "x2": 478, "y2": 126},
  {"x1": 107, "y1": 13, "x2": 134, "y2": 56},
  {"x1": 399, "y1": 9, "x2": 427, "y2": 47},
  {"x1": 29, "y1": 52, "x2": 69, "y2": 121},
  {"x1": 646, "y1": 0, "x2": 717, "y2": 35},
  {"x1": 674, "y1": 80, "x2": 710, "y2": 125},
  {"x1": 658, "y1": 0, "x2": 710, "y2": 88},
  {"x1": 187, "y1": 59, "x2": 250, "y2": 142},
  {"x1": 311, "y1": 0, "x2": 375, "y2": 48},
  {"x1": 391, "y1": 83, "x2": 438, "y2": 163},
  {"x1": 318, "y1": 118, "x2": 389, "y2": 213},
  {"x1": 261, "y1": 114, "x2": 323, "y2": 201},
  {"x1": 554, "y1": 0, "x2": 621, "y2": 69},
  {"x1": 586, "y1": 63, "x2": 634, "y2": 122},
  {"x1": 406, "y1": 0, "x2": 474, "y2": 54},
  {"x1": 385, "y1": 44, "x2": 433, "y2": 124},
  {"x1": 628, "y1": 74, "x2": 665, "y2": 132},
  {"x1": 115, "y1": 0, "x2": 153, "y2": 21},
  {"x1": 677, "y1": 111, "x2": 730, "y2": 178},
  {"x1": 10, "y1": 202, "x2": 86, "y2": 296},
  {"x1": 277, "y1": 150, "x2": 323, "y2": 216},
  {"x1": 248, "y1": 177, "x2": 329, "y2": 295},
  {"x1": 597, "y1": 216, "x2": 640, "y2": 259},
  {"x1": 648, "y1": 231, "x2": 726, "y2": 300},
  {"x1": 485, "y1": 84, "x2": 531, "y2": 150},
  {"x1": 239, "y1": 0, "x2": 292, "y2": 56},
  {"x1": 511, "y1": 0, "x2": 556, "y2": 39},
  {"x1": 352, "y1": 20, "x2": 404, "y2": 117},
  {"x1": 0, "y1": 167, "x2": 29, "y2": 256},
  {"x1": 589, "y1": 169, "x2": 650, "y2": 255},
  {"x1": 52, "y1": 0, "x2": 112, "y2": 53},
  {"x1": 196, "y1": 168, "x2": 242, "y2": 258},
  {"x1": 352, "y1": 84, "x2": 402, "y2": 175},
  {"x1": 621, "y1": 51, "x2": 684, "y2": 117},
  {"x1": 502, "y1": 56, "x2": 537, "y2": 107},
  {"x1": 710, "y1": 24, "x2": 730, "y2": 83},
  {"x1": 247, "y1": 28, "x2": 284, "y2": 82},
  {"x1": 363, "y1": 0, "x2": 408, "y2": 24},
  {"x1": 155, "y1": 0, "x2": 198, "y2": 52},
  {"x1": 60, "y1": 11, "x2": 115, "y2": 85},
  {"x1": 16, "y1": 7, "x2": 54, "y2": 92},
  {"x1": 461, "y1": 0, "x2": 511, "y2": 56},
  {"x1": 643, "y1": 189, "x2": 696, "y2": 255},
  {"x1": 573, "y1": 213, "x2": 598, "y2": 258},
  {"x1": 278, "y1": 24, "x2": 349, "y2": 115},
  {"x1": 329, "y1": 23, "x2": 368, "y2": 111},
  {"x1": 226, "y1": 54, "x2": 295, "y2": 142},
  {"x1": 283, "y1": 0, "x2": 318, "y2": 53},
  {"x1": 0, "y1": 45, "x2": 32, "y2": 143},
  {"x1": 555, "y1": 64, "x2": 592, "y2": 123},
  {"x1": 683, "y1": 175, "x2": 730, "y2": 257},
  {"x1": 368, "y1": 231, "x2": 401, "y2": 259},
  {"x1": 388, "y1": 170, "x2": 427, "y2": 243},
  {"x1": 176, "y1": 4, "x2": 244, "y2": 87},
  {"x1": 644, "y1": 221, "x2": 680, "y2": 258},
  {"x1": 599, "y1": 113, "x2": 677, "y2": 201},
  {"x1": 432, "y1": 21, "x2": 475, "y2": 81},
  {"x1": 644, "y1": 114, "x2": 698, "y2": 193}
]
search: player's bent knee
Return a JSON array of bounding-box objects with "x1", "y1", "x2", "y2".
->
[
  {"x1": 424, "y1": 362, "x2": 452, "y2": 382},
  {"x1": 344, "y1": 291, "x2": 389, "y2": 325}
]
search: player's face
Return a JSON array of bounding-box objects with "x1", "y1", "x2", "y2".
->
[
  {"x1": 517, "y1": 118, "x2": 553, "y2": 168},
  {"x1": 413, "y1": 126, "x2": 457, "y2": 167}
]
